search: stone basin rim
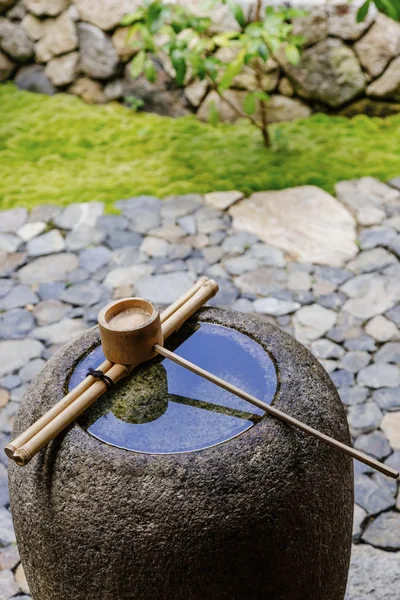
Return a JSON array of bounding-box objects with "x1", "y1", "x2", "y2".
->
[{"x1": 68, "y1": 319, "x2": 280, "y2": 456}]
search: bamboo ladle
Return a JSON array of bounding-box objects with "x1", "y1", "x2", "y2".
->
[{"x1": 6, "y1": 277, "x2": 217, "y2": 466}]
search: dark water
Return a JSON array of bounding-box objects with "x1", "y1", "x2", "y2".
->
[{"x1": 69, "y1": 323, "x2": 278, "y2": 454}]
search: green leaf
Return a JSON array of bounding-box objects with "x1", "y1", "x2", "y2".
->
[
  {"x1": 130, "y1": 50, "x2": 146, "y2": 79},
  {"x1": 124, "y1": 95, "x2": 144, "y2": 111},
  {"x1": 356, "y1": 0, "x2": 371, "y2": 22},
  {"x1": 375, "y1": 0, "x2": 399, "y2": 20},
  {"x1": 170, "y1": 49, "x2": 187, "y2": 86},
  {"x1": 228, "y1": 1, "x2": 246, "y2": 28},
  {"x1": 144, "y1": 58, "x2": 157, "y2": 83},
  {"x1": 213, "y1": 32, "x2": 238, "y2": 47},
  {"x1": 218, "y1": 48, "x2": 245, "y2": 92},
  {"x1": 243, "y1": 93, "x2": 256, "y2": 115},
  {"x1": 258, "y1": 42, "x2": 268, "y2": 62},
  {"x1": 253, "y1": 90, "x2": 270, "y2": 102},
  {"x1": 285, "y1": 44, "x2": 300, "y2": 66},
  {"x1": 208, "y1": 99, "x2": 220, "y2": 126},
  {"x1": 120, "y1": 8, "x2": 145, "y2": 26}
]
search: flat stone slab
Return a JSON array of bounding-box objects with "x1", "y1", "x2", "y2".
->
[{"x1": 229, "y1": 186, "x2": 357, "y2": 266}]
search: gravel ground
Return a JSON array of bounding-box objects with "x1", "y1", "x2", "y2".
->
[{"x1": 0, "y1": 180, "x2": 399, "y2": 598}]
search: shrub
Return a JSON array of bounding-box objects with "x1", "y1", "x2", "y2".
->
[{"x1": 122, "y1": 0, "x2": 304, "y2": 147}]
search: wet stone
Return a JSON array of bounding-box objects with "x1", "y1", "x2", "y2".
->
[
  {"x1": 0, "y1": 463, "x2": 9, "y2": 506},
  {"x1": 0, "y1": 544, "x2": 20, "y2": 570},
  {"x1": 380, "y1": 411, "x2": 400, "y2": 450},
  {"x1": 17, "y1": 253, "x2": 78, "y2": 284},
  {"x1": 347, "y1": 248, "x2": 397, "y2": 274},
  {"x1": 362, "y1": 512, "x2": 400, "y2": 549},
  {"x1": 358, "y1": 363, "x2": 400, "y2": 388},
  {"x1": 386, "y1": 304, "x2": 400, "y2": 326},
  {"x1": 221, "y1": 231, "x2": 258, "y2": 255},
  {"x1": 344, "y1": 335, "x2": 377, "y2": 352},
  {"x1": 389, "y1": 235, "x2": 400, "y2": 258},
  {"x1": 178, "y1": 215, "x2": 197, "y2": 235},
  {"x1": 317, "y1": 292, "x2": 346, "y2": 310},
  {"x1": 314, "y1": 265, "x2": 352, "y2": 286},
  {"x1": 167, "y1": 243, "x2": 192, "y2": 261},
  {"x1": 0, "y1": 284, "x2": 38, "y2": 310},
  {"x1": 353, "y1": 430, "x2": 392, "y2": 460},
  {"x1": 106, "y1": 230, "x2": 143, "y2": 250},
  {"x1": 375, "y1": 342, "x2": 400, "y2": 364},
  {"x1": 202, "y1": 246, "x2": 224, "y2": 264},
  {"x1": 359, "y1": 226, "x2": 396, "y2": 249},
  {"x1": 19, "y1": 358, "x2": 46, "y2": 383},
  {"x1": 330, "y1": 369, "x2": 354, "y2": 388},
  {"x1": 253, "y1": 297, "x2": 300, "y2": 316},
  {"x1": 140, "y1": 236, "x2": 169, "y2": 258},
  {"x1": 352, "y1": 504, "x2": 367, "y2": 539},
  {"x1": 37, "y1": 281, "x2": 66, "y2": 301},
  {"x1": 0, "y1": 251, "x2": 26, "y2": 278},
  {"x1": 0, "y1": 309, "x2": 35, "y2": 340},
  {"x1": 115, "y1": 196, "x2": 162, "y2": 233},
  {"x1": 371, "y1": 471, "x2": 398, "y2": 498},
  {"x1": 0, "y1": 208, "x2": 28, "y2": 233},
  {"x1": 161, "y1": 194, "x2": 202, "y2": 219},
  {"x1": 346, "y1": 544, "x2": 400, "y2": 599},
  {"x1": 224, "y1": 255, "x2": 259, "y2": 276},
  {"x1": 66, "y1": 226, "x2": 106, "y2": 251},
  {"x1": 354, "y1": 475, "x2": 395, "y2": 515},
  {"x1": 27, "y1": 230, "x2": 65, "y2": 256},
  {"x1": 347, "y1": 402, "x2": 383, "y2": 432},
  {"x1": 0, "y1": 233, "x2": 22, "y2": 253},
  {"x1": 0, "y1": 569, "x2": 19, "y2": 599},
  {"x1": 97, "y1": 214, "x2": 129, "y2": 233},
  {"x1": 235, "y1": 267, "x2": 288, "y2": 297},
  {"x1": 54, "y1": 202, "x2": 104, "y2": 230},
  {"x1": 0, "y1": 508, "x2": 16, "y2": 545},
  {"x1": 32, "y1": 318, "x2": 87, "y2": 345},
  {"x1": 287, "y1": 271, "x2": 311, "y2": 292},
  {"x1": 27, "y1": 204, "x2": 60, "y2": 224},
  {"x1": 0, "y1": 375, "x2": 21, "y2": 391},
  {"x1": 339, "y1": 351, "x2": 370, "y2": 373},
  {"x1": 79, "y1": 246, "x2": 112, "y2": 273},
  {"x1": 373, "y1": 387, "x2": 400, "y2": 411},
  {"x1": 247, "y1": 243, "x2": 285, "y2": 267},
  {"x1": 0, "y1": 279, "x2": 12, "y2": 298},
  {"x1": 135, "y1": 272, "x2": 195, "y2": 304},
  {"x1": 311, "y1": 339, "x2": 345, "y2": 359},
  {"x1": 60, "y1": 281, "x2": 109, "y2": 307},
  {"x1": 10, "y1": 384, "x2": 29, "y2": 402},
  {"x1": 339, "y1": 386, "x2": 369, "y2": 406},
  {"x1": 319, "y1": 359, "x2": 338, "y2": 373},
  {"x1": 365, "y1": 315, "x2": 400, "y2": 342},
  {"x1": 356, "y1": 206, "x2": 386, "y2": 226}
]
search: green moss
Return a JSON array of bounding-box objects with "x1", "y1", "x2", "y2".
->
[{"x1": 1, "y1": 82, "x2": 400, "y2": 211}]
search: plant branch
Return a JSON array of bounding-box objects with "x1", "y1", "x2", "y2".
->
[{"x1": 211, "y1": 83, "x2": 263, "y2": 131}]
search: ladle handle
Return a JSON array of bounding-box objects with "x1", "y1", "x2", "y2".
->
[
  {"x1": 154, "y1": 345, "x2": 400, "y2": 481},
  {"x1": 10, "y1": 279, "x2": 219, "y2": 467}
]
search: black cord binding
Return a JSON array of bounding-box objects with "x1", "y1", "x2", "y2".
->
[{"x1": 87, "y1": 368, "x2": 114, "y2": 390}]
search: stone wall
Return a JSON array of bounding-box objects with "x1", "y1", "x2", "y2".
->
[{"x1": 1, "y1": 1, "x2": 400, "y2": 122}]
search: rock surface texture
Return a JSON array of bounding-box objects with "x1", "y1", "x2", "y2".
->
[
  {"x1": 0, "y1": 176, "x2": 399, "y2": 598},
  {"x1": 9, "y1": 310, "x2": 353, "y2": 600},
  {"x1": 0, "y1": 3, "x2": 400, "y2": 119}
]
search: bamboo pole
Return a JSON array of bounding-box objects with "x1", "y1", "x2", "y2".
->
[
  {"x1": 4, "y1": 358, "x2": 113, "y2": 459},
  {"x1": 154, "y1": 345, "x2": 400, "y2": 481},
  {"x1": 5, "y1": 276, "x2": 212, "y2": 461},
  {"x1": 11, "y1": 279, "x2": 218, "y2": 467}
]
